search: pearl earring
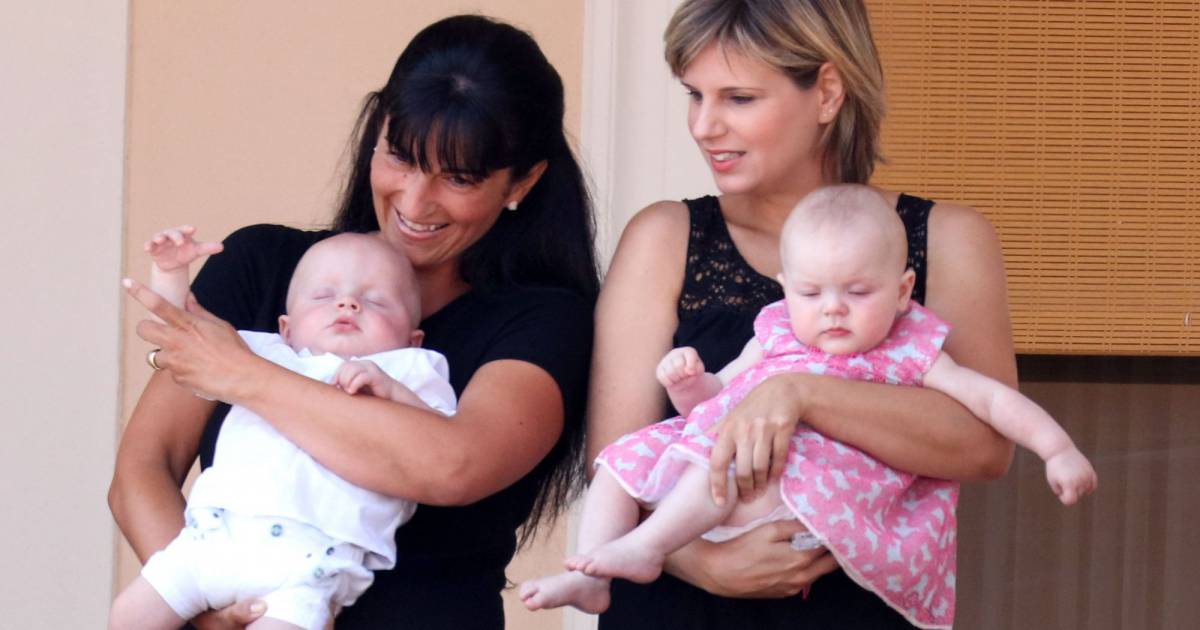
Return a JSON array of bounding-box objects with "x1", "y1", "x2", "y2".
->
[{"x1": 506, "y1": 201, "x2": 519, "y2": 212}]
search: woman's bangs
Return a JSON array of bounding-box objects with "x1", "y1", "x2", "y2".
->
[{"x1": 385, "y1": 98, "x2": 511, "y2": 179}]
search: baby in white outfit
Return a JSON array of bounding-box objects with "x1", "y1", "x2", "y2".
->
[{"x1": 109, "y1": 229, "x2": 455, "y2": 630}]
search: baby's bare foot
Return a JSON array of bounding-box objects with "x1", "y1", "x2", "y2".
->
[
  {"x1": 519, "y1": 572, "x2": 611, "y2": 613},
  {"x1": 568, "y1": 536, "x2": 665, "y2": 583}
]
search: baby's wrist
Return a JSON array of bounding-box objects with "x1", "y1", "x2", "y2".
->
[
  {"x1": 150, "y1": 264, "x2": 190, "y2": 278},
  {"x1": 1034, "y1": 432, "x2": 1075, "y2": 462},
  {"x1": 666, "y1": 376, "x2": 697, "y2": 393}
]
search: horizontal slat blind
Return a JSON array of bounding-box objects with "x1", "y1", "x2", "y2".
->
[{"x1": 869, "y1": 1, "x2": 1199, "y2": 355}]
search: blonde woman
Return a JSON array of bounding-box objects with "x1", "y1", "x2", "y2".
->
[{"x1": 587, "y1": 1, "x2": 1016, "y2": 628}]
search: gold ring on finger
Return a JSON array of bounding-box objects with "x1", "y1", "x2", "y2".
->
[{"x1": 146, "y1": 348, "x2": 163, "y2": 371}]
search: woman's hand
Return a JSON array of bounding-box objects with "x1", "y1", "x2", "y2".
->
[
  {"x1": 191, "y1": 600, "x2": 266, "y2": 629},
  {"x1": 123, "y1": 278, "x2": 258, "y2": 403},
  {"x1": 667, "y1": 520, "x2": 838, "y2": 598},
  {"x1": 707, "y1": 374, "x2": 809, "y2": 504}
]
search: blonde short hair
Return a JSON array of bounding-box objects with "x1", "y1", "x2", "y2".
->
[{"x1": 664, "y1": 0, "x2": 885, "y2": 184}]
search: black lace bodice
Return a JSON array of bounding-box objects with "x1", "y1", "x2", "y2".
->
[{"x1": 603, "y1": 192, "x2": 935, "y2": 630}]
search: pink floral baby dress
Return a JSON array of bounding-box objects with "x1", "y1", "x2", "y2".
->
[{"x1": 596, "y1": 300, "x2": 958, "y2": 629}]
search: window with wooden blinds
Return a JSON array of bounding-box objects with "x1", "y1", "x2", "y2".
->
[{"x1": 868, "y1": 1, "x2": 1199, "y2": 355}]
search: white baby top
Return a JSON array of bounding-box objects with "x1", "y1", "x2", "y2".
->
[{"x1": 185, "y1": 331, "x2": 457, "y2": 570}]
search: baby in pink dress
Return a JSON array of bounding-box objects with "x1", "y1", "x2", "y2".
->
[{"x1": 521, "y1": 185, "x2": 1097, "y2": 628}]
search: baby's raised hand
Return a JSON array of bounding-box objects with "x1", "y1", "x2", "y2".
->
[
  {"x1": 656, "y1": 347, "x2": 705, "y2": 390},
  {"x1": 145, "y1": 225, "x2": 224, "y2": 271},
  {"x1": 1045, "y1": 448, "x2": 1098, "y2": 505}
]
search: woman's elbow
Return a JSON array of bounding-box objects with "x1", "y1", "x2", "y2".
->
[
  {"x1": 107, "y1": 471, "x2": 131, "y2": 527},
  {"x1": 972, "y1": 435, "x2": 1016, "y2": 481},
  {"x1": 390, "y1": 450, "x2": 483, "y2": 506}
]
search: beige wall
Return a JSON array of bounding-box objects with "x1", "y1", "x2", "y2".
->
[
  {"x1": 119, "y1": 2, "x2": 582, "y2": 629},
  {"x1": 0, "y1": 0, "x2": 127, "y2": 626}
]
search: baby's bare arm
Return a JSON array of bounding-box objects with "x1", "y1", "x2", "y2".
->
[
  {"x1": 145, "y1": 225, "x2": 224, "y2": 309},
  {"x1": 922, "y1": 352, "x2": 1097, "y2": 503},
  {"x1": 656, "y1": 347, "x2": 720, "y2": 416}
]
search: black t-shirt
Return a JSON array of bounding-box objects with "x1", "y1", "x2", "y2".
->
[{"x1": 189, "y1": 224, "x2": 593, "y2": 629}]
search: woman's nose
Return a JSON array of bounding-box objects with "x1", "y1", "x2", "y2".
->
[
  {"x1": 395, "y1": 171, "x2": 436, "y2": 216},
  {"x1": 690, "y1": 101, "x2": 724, "y2": 141}
]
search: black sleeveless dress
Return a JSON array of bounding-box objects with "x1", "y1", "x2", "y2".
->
[{"x1": 599, "y1": 194, "x2": 933, "y2": 630}]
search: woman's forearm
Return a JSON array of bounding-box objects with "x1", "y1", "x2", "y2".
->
[
  {"x1": 796, "y1": 372, "x2": 1012, "y2": 481},
  {"x1": 125, "y1": 280, "x2": 566, "y2": 508},
  {"x1": 230, "y1": 357, "x2": 563, "y2": 505},
  {"x1": 109, "y1": 465, "x2": 188, "y2": 562},
  {"x1": 235, "y1": 362, "x2": 464, "y2": 501},
  {"x1": 109, "y1": 373, "x2": 216, "y2": 561}
]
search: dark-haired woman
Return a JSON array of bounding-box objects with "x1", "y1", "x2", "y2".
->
[{"x1": 109, "y1": 15, "x2": 596, "y2": 630}]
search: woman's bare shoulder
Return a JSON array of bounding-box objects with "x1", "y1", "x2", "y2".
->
[
  {"x1": 623, "y1": 199, "x2": 691, "y2": 240},
  {"x1": 928, "y1": 199, "x2": 999, "y2": 240},
  {"x1": 607, "y1": 199, "x2": 691, "y2": 277}
]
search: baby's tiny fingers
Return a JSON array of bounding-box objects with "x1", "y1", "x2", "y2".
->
[
  {"x1": 335, "y1": 363, "x2": 358, "y2": 383},
  {"x1": 199, "y1": 242, "x2": 225, "y2": 256}
]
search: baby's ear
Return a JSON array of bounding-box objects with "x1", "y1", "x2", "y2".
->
[
  {"x1": 409, "y1": 329, "x2": 425, "y2": 348},
  {"x1": 897, "y1": 269, "x2": 917, "y2": 312},
  {"x1": 278, "y1": 314, "x2": 291, "y2": 341}
]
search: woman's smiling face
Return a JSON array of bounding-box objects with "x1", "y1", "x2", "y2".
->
[
  {"x1": 369, "y1": 131, "x2": 516, "y2": 277},
  {"x1": 681, "y1": 42, "x2": 829, "y2": 197}
]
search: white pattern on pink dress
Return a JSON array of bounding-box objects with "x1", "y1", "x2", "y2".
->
[{"x1": 596, "y1": 301, "x2": 958, "y2": 629}]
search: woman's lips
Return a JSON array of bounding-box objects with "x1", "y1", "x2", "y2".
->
[
  {"x1": 707, "y1": 150, "x2": 744, "y2": 173},
  {"x1": 394, "y1": 208, "x2": 448, "y2": 239}
]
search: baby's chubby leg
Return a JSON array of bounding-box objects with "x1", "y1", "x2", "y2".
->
[
  {"x1": 571, "y1": 462, "x2": 738, "y2": 583},
  {"x1": 722, "y1": 477, "x2": 784, "y2": 529},
  {"x1": 107, "y1": 576, "x2": 187, "y2": 630}
]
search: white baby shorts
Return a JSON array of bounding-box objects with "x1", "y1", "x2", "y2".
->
[{"x1": 142, "y1": 508, "x2": 374, "y2": 630}]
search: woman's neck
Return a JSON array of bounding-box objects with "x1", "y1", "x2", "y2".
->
[
  {"x1": 721, "y1": 170, "x2": 830, "y2": 235},
  {"x1": 417, "y1": 262, "x2": 471, "y2": 319},
  {"x1": 721, "y1": 188, "x2": 817, "y2": 235}
]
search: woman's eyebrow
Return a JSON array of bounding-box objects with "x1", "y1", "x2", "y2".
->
[{"x1": 680, "y1": 81, "x2": 764, "y2": 94}]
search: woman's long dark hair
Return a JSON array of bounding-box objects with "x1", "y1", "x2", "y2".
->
[{"x1": 333, "y1": 15, "x2": 597, "y2": 546}]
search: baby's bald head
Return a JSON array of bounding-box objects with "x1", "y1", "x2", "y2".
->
[
  {"x1": 286, "y1": 232, "x2": 420, "y2": 324},
  {"x1": 780, "y1": 184, "x2": 908, "y2": 277}
]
